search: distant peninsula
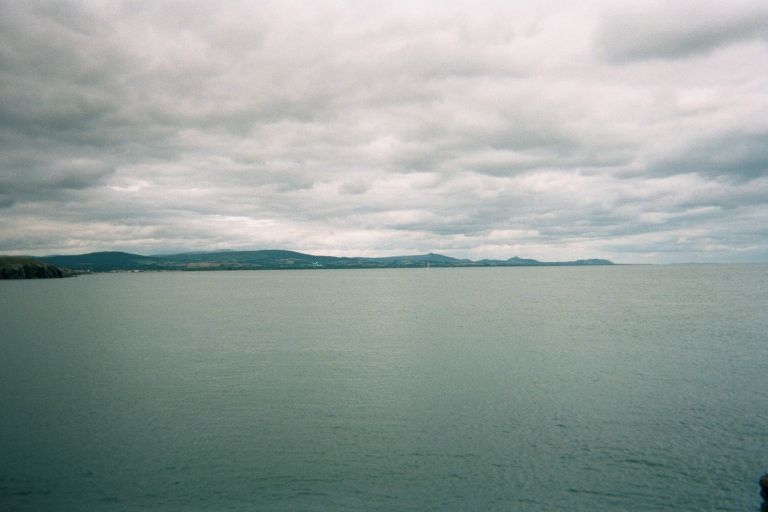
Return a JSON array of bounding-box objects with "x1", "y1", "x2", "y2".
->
[
  {"x1": 30, "y1": 250, "x2": 614, "y2": 273},
  {"x1": 0, "y1": 256, "x2": 72, "y2": 279}
]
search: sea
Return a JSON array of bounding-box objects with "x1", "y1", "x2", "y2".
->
[{"x1": 1, "y1": 265, "x2": 766, "y2": 511}]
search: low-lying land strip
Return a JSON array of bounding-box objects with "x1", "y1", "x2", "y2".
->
[{"x1": 30, "y1": 250, "x2": 614, "y2": 273}]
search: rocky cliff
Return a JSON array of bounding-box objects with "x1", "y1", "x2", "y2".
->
[{"x1": 0, "y1": 256, "x2": 71, "y2": 279}]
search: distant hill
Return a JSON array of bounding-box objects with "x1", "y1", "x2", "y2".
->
[
  {"x1": 33, "y1": 250, "x2": 614, "y2": 272},
  {"x1": 505, "y1": 256, "x2": 614, "y2": 266},
  {"x1": 373, "y1": 252, "x2": 471, "y2": 265},
  {"x1": 0, "y1": 256, "x2": 72, "y2": 279},
  {"x1": 38, "y1": 251, "x2": 162, "y2": 271}
]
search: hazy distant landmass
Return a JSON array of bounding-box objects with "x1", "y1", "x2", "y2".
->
[
  {"x1": 33, "y1": 250, "x2": 614, "y2": 272},
  {"x1": 0, "y1": 256, "x2": 71, "y2": 279}
]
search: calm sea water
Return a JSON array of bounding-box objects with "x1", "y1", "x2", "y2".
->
[{"x1": 1, "y1": 265, "x2": 767, "y2": 511}]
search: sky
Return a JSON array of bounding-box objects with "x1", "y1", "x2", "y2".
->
[{"x1": 2, "y1": 0, "x2": 768, "y2": 263}]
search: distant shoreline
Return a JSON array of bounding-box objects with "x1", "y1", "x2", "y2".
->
[{"x1": 28, "y1": 250, "x2": 615, "y2": 273}]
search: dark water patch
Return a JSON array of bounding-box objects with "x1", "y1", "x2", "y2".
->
[{"x1": 623, "y1": 458, "x2": 669, "y2": 469}]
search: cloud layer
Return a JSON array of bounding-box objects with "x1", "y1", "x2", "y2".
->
[{"x1": 2, "y1": 0, "x2": 768, "y2": 262}]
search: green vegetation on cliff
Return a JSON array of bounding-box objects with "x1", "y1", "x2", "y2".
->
[{"x1": 0, "y1": 256, "x2": 71, "y2": 279}]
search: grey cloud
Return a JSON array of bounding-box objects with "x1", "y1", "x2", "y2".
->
[
  {"x1": 1, "y1": 1, "x2": 768, "y2": 262},
  {"x1": 0, "y1": 194, "x2": 14, "y2": 208},
  {"x1": 0, "y1": 150, "x2": 114, "y2": 205},
  {"x1": 595, "y1": 2, "x2": 768, "y2": 63},
  {"x1": 339, "y1": 179, "x2": 371, "y2": 195},
  {"x1": 650, "y1": 130, "x2": 768, "y2": 181}
]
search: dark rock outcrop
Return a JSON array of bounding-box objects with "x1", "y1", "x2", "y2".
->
[{"x1": 0, "y1": 256, "x2": 71, "y2": 279}]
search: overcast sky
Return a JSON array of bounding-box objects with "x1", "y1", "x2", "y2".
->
[{"x1": 2, "y1": 0, "x2": 768, "y2": 262}]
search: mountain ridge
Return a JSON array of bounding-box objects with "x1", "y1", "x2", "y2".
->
[{"x1": 36, "y1": 250, "x2": 614, "y2": 272}]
